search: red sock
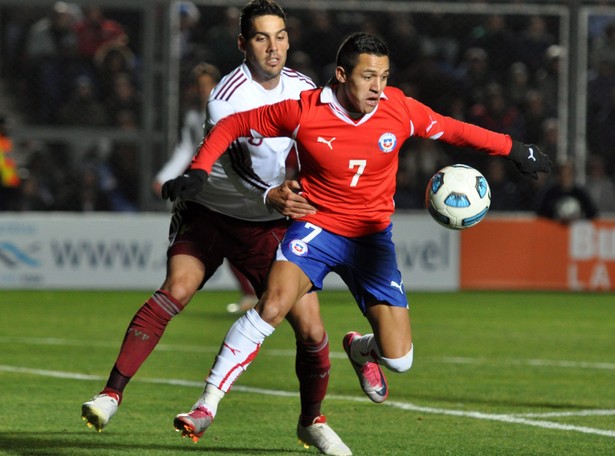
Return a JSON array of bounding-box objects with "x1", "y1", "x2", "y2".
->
[
  {"x1": 109, "y1": 290, "x2": 184, "y2": 389},
  {"x1": 296, "y1": 333, "x2": 330, "y2": 427}
]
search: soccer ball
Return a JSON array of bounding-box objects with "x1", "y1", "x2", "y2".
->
[{"x1": 425, "y1": 164, "x2": 491, "y2": 230}]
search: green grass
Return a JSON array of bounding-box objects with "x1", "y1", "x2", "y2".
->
[{"x1": 1, "y1": 290, "x2": 614, "y2": 455}]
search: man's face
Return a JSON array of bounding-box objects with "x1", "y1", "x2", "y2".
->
[
  {"x1": 336, "y1": 53, "x2": 390, "y2": 114},
  {"x1": 239, "y1": 15, "x2": 289, "y2": 86}
]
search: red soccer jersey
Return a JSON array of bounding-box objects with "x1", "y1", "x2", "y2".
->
[{"x1": 192, "y1": 84, "x2": 512, "y2": 237}]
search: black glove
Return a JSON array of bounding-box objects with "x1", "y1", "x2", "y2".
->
[
  {"x1": 161, "y1": 169, "x2": 208, "y2": 201},
  {"x1": 507, "y1": 141, "x2": 552, "y2": 180}
]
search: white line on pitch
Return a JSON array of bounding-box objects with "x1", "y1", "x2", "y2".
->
[
  {"x1": 1, "y1": 336, "x2": 614, "y2": 370},
  {"x1": 1, "y1": 364, "x2": 614, "y2": 438}
]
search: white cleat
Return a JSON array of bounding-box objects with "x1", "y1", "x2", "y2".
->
[
  {"x1": 297, "y1": 415, "x2": 352, "y2": 456},
  {"x1": 173, "y1": 404, "x2": 214, "y2": 443},
  {"x1": 81, "y1": 393, "x2": 119, "y2": 432}
]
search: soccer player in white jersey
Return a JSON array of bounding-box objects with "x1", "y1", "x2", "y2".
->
[{"x1": 82, "y1": 2, "x2": 351, "y2": 454}]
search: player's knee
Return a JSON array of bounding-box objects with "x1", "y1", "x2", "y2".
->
[
  {"x1": 381, "y1": 345, "x2": 414, "y2": 373},
  {"x1": 161, "y1": 281, "x2": 198, "y2": 307}
]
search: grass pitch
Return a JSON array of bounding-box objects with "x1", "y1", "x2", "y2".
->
[{"x1": 0, "y1": 290, "x2": 614, "y2": 455}]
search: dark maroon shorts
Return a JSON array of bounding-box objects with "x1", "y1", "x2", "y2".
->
[{"x1": 167, "y1": 201, "x2": 289, "y2": 296}]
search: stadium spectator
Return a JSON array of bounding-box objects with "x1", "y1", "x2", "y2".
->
[
  {"x1": 152, "y1": 62, "x2": 220, "y2": 196},
  {"x1": 24, "y1": 2, "x2": 80, "y2": 123},
  {"x1": 17, "y1": 143, "x2": 61, "y2": 211},
  {"x1": 468, "y1": 82, "x2": 526, "y2": 140},
  {"x1": 104, "y1": 72, "x2": 141, "y2": 127},
  {"x1": 0, "y1": 115, "x2": 21, "y2": 210},
  {"x1": 395, "y1": 138, "x2": 448, "y2": 210},
  {"x1": 94, "y1": 41, "x2": 138, "y2": 101},
  {"x1": 535, "y1": 44, "x2": 562, "y2": 115},
  {"x1": 74, "y1": 6, "x2": 128, "y2": 61},
  {"x1": 56, "y1": 159, "x2": 112, "y2": 212},
  {"x1": 537, "y1": 117, "x2": 559, "y2": 163},
  {"x1": 397, "y1": 40, "x2": 458, "y2": 114},
  {"x1": 484, "y1": 159, "x2": 521, "y2": 211},
  {"x1": 82, "y1": 3, "x2": 350, "y2": 455},
  {"x1": 200, "y1": 6, "x2": 244, "y2": 74},
  {"x1": 506, "y1": 61, "x2": 532, "y2": 109},
  {"x1": 587, "y1": 63, "x2": 615, "y2": 168},
  {"x1": 590, "y1": 19, "x2": 615, "y2": 70},
  {"x1": 166, "y1": 31, "x2": 550, "y2": 447},
  {"x1": 453, "y1": 47, "x2": 499, "y2": 110},
  {"x1": 465, "y1": 14, "x2": 519, "y2": 74},
  {"x1": 519, "y1": 15, "x2": 556, "y2": 73},
  {"x1": 536, "y1": 160, "x2": 597, "y2": 224},
  {"x1": 585, "y1": 156, "x2": 615, "y2": 213},
  {"x1": 302, "y1": 9, "x2": 343, "y2": 81},
  {"x1": 176, "y1": 1, "x2": 201, "y2": 63},
  {"x1": 104, "y1": 141, "x2": 140, "y2": 212},
  {"x1": 58, "y1": 75, "x2": 108, "y2": 126},
  {"x1": 523, "y1": 89, "x2": 552, "y2": 145},
  {"x1": 383, "y1": 13, "x2": 422, "y2": 73}
]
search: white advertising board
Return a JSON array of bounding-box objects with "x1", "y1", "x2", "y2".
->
[{"x1": 0, "y1": 213, "x2": 458, "y2": 291}]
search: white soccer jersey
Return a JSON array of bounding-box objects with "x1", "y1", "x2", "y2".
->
[{"x1": 189, "y1": 62, "x2": 315, "y2": 221}]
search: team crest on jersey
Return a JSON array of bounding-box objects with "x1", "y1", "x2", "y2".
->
[
  {"x1": 289, "y1": 239, "x2": 308, "y2": 256},
  {"x1": 378, "y1": 132, "x2": 397, "y2": 153}
]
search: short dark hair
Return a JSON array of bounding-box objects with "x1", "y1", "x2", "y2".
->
[
  {"x1": 336, "y1": 32, "x2": 389, "y2": 74},
  {"x1": 239, "y1": 0, "x2": 286, "y2": 39}
]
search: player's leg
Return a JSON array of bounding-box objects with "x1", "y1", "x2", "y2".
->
[
  {"x1": 81, "y1": 255, "x2": 205, "y2": 431},
  {"x1": 286, "y1": 293, "x2": 352, "y2": 456},
  {"x1": 82, "y1": 203, "x2": 222, "y2": 431},
  {"x1": 174, "y1": 260, "x2": 311, "y2": 442},
  {"x1": 342, "y1": 226, "x2": 413, "y2": 403},
  {"x1": 343, "y1": 304, "x2": 413, "y2": 403}
]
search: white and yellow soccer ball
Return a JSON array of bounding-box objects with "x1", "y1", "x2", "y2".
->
[{"x1": 425, "y1": 164, "x2": 491, "y2": 230}]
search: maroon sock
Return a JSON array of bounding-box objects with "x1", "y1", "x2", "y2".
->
[
  {"x1": 107, "y1": 290, "x2": 184, "y2": 391},
  {"x1": 296, "y1": 333, "x2": 331, "y2": 427}
]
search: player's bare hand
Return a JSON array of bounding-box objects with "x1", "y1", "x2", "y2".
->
[{"x1": 266, "y1": 180, "x2": 316, "y2": 218}]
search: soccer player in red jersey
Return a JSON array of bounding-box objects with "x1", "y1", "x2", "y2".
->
[{"x1": 164, "y1": 32, "x2": 551, "y2": 442}]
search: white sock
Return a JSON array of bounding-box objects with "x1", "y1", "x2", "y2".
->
[
  {"x1": 194, "y1": 383, "x2": 225, "y2": 416},
  {"x1": 206, "y1": 308, "x2": 275, "y2": 393},
  {"x1": 381, "y1": 345, "x2": 414, "y2": 373}
]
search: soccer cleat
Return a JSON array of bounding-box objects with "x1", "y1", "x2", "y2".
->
[
  {"x1": 343, "y1": 332, "x2": 389, "y2": 403},
  {"x1": 297, "y1": 415, "x2": 352, "y2": 456},
  {"x1": 173, "y1": 404, "x2": 214, "y2": 443},
  {"x1": 81, "y1": 393, "x2": 120, "y2": 432}
]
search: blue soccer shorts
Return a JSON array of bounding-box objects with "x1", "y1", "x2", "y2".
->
[{"x1": 277, "y1": 221, "x2": 408, "y2": 313}]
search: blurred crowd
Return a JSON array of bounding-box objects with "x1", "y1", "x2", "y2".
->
[{"x1": 1, "y1": 2, "x2": 615, "y2": 217}]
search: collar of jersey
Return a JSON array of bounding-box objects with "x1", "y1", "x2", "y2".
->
[
  {"x1": 241, "y1": 61, "x2": 284, "y2": 96},
  {"x1": 321, "y1": 81, "x2": 387, "y2": 126}
]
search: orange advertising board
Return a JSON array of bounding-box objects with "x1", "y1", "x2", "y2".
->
[{"x1": 460, "y1": 217, "x2": 615, "y2": 291}]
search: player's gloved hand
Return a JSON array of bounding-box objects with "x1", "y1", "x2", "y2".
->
[
  {"x1": 507, "y1": 141, "x2": 551, "y2": 180},
  {"x1": 161, "y1": 169, "x2": 208, "y2": 201}
]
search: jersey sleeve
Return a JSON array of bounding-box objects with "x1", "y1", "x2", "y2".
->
[
  {"x1": 191, "y1": 99, "x2": 301, "y2": 172},
  {"x1": 405, "y1": 97, "x2": 513, "y2": 156},
  {"x1": 207, "y1": 98, "x2": 236, "y2": 127}
]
